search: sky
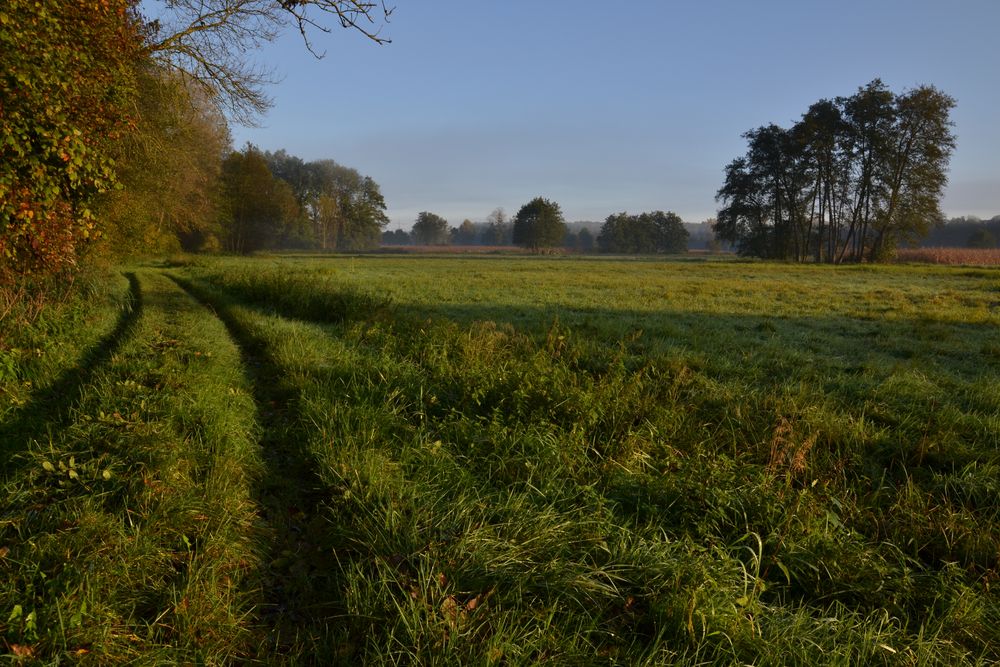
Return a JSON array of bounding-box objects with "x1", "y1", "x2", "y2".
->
[{"x1": 229, "y1": 0, "x2": 1000, "y2": 229}]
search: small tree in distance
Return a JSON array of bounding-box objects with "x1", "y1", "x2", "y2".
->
[
  {"x1": 482, "y1": 208, "x2": 512, "y2": 245},
  {"x1": 512, "y1": 197, "x2": 567, "y2": 251},
  {"x1": 597, "y1": 211, "x2": 688, "y2": 253},
  {"x1": 452, "y1": 219, "x2": 478, "y2": 245},
  {"x1": 411, "y1": 211, "x2": 450, "y2": 245}
]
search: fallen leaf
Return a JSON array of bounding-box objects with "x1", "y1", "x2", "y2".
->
[{"x1": 10, "y1": 644, "x2": 35, "y2": 658}]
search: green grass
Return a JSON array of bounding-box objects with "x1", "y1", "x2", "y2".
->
[
  {"x1": 2, "y1": 254, "x2": 998, "y2": 663},
  {"x1": 1, "y1": 271, "x2": 261, "y2": 662}
]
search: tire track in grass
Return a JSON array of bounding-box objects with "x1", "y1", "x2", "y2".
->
[
  {"x1": 1, "y1": 271, "x2": 267, "y2": 663},
  {"x1": 0, "y1": 272, "x2": 141, "y2": 473},
  {"x1": 167, "y1": 273, "x2": 347, "y2": 660}
]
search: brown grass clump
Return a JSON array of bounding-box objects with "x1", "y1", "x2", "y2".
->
[
  {"x1": 896, "y1": 247, "x2": 1000, "y2": 266},
  {"x1": 767, "y1": 416, "x2": 817, "y2": 479}
]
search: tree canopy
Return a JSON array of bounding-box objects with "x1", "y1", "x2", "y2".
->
[
  {"x1": 411, "y1": 212, "x2": 450, "y2": 245},
  {"x1": 218, "y1": 145, "x2": 388, "y2": 253},
  {"x1": 146, "y1": 0, "x2": 393, "y2": 123},
  {"x1": 597, "y1": 211, "x2": 688, "y2": 254},
  {"x1": 1, "y1": 0, "x2": 392, "y2": 284},
  {"x1": 715, "y1": 80, "x2": 955, "y2": 262},
  {"x1": 512, "y1": 198, "x2": 567, "y2": 251},
  {"x1": 1, "y1": 0, "x2": 144, "y2": 274}
]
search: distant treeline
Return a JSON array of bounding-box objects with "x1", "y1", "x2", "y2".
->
[
  {"x1": 385, "y1": 207, "x2": 691, "y2": 254},
  {"x1": 919, "y1": 216, "x2": 1000, "y2": 248}
]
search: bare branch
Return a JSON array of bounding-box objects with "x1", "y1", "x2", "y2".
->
[{"x1": 144, "y1": 0, "x2": 392, "y2": 124}]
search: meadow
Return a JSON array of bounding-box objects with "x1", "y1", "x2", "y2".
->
[{"x1": 1, "y1": 255, "x2": 998, "y2": 664}]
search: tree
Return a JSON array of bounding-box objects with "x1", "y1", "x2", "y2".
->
[
  {"x1": 482, "y1": 207, "x2": 512, "y2": 245},
  {"x1": 578, "y1": 227, "x2": 595, "y2": 252},
  {"x1": 1, "y1": 0, "x2": 144, "y2": 275},
  {"x1": 96, "y1": 67, "x2": 231, "y2": 256},
  {"x1": 146, "y1": 0, "x2": 393, "y2": 123},
  {"x1": 261, "y1": 153, "x2": 388, "y2": 251},
  {"x1": 411, "y1": 212, "x2": 450, "y2": 245},
  {"x1": 716, "y1": 80, "x2": 955, "y2": 262},
  {"x1": 512, "y1": 197, "x2": 567, "y2": 251},
  {"x1": 382, "y1": 229, "x2": 411, "y2": 245},
  {"x1": 220, "y1": 145, "x2": 298, "y2": 253},
  {"x1": 451, "y1": 219, "x2": 478, "y2": 245},
  {"x1": 336, "y1": 175, "x2": 388, "y2": 250},
  {"x1": 597, "y1": 211, "x2": 688, "y2": 253},
  {"x1": 967, "y1": 228, "x2": 996, "y2": 249}
]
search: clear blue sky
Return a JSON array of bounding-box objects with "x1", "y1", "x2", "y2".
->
[{"x1": 230, "y1": 0, "x2": 1000, "y2": 229}]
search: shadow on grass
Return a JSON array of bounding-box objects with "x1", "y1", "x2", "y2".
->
[
  {"x1": 167, "y1": 274, "x2": 349, "y2": 660},
  {"x1": 0, "y1": 273, "x2": 142, "y2": 475}
]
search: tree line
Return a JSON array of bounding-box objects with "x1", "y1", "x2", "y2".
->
[
  {"x1": 920, "y1": 216, "x2": 1000, "y2": 249},
  {"x1": 388, "y1": 202, "x2": 689, "y2": 254},
  {"x1": 715, "y1": 79, "x2": 956, "y2": 262},
  {"x1": 1, "y1": 1, "x2": 963, "y2": 295},
  {"x1": 220, "y1": 147, "x2": 388, "y2": 254},
  {"x1": 1, "y1": 0, "x2": 391, "y2": 281}
]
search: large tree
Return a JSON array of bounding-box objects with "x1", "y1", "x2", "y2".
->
[
  {"x1": 146, "y1": 0, "x2": 393, "y2": 123},
  {"x1": 274, "y1": 156, "x2": 389, "y2": 251},
  {"x1": 512, "y1": 197, "x2": 567, "y2": 251},
  {"x1": 716, "y1": 80, "x2": 955, "y2": 262},
  {"x1": 2, "y1": 0, "x2": 391, "y2": 283},
  {"x1": 97, "y1": 67, "x2": 231, "y2": 256},
  {"x1": 220, "y1": 146, "x2": 299, "y2": 253}
]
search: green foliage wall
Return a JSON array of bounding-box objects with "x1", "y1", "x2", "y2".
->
[{"x1": 0, "y1": 1, "x2": 142, "y2": 274}]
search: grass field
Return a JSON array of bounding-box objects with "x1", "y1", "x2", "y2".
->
[{"x1": 2, "y1": 255, "x2": 999, "y2": 664}]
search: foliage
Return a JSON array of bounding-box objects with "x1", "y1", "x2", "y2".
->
[
  {"x1": 921, "y1": 215, "x2": 1000, "y2": 248},
  {"x1": 96, "y1": 66, "x2": 231, "y2": 257},
  {"x1": 451, "y1": 219, "x2": 478, "y2": 245},
  {"x1": 966, "y1": 228, "x2": 996, "y2": 249},
  {"x1": 382, "y1": 229, "x2": 411, "y2": 245},
  {"x1": 411, "y1": 211, "x2": 450, "y2": 245},
  {"x1": 220, "y1": 146, "x2": 299, "y2": 253},
  {"x1": 716, "y1": 80, "x2": 956, "y2": 262},
  {"x1": 262, "y1": 151, "x2": 389, "y2": 251},
  {"x1": 597, "y1": 210, "x2": 689, "y2": 253},
  {"x1": 0, "y1": 0, "x2": 143, "y2": 275},
  {"x1": 512, "y1": 197, "x2": 567, "y2": 250}
]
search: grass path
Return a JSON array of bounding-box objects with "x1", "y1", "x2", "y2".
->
[
  {"x1": 1, "y1": 271, "x2": 262, "y2": 663},
  {"x1": 169, "y1": 274, "x2": 355, "y2": 661}
]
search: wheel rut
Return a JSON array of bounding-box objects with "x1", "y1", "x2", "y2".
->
[
  {"x1": 166, "y1": 273, "x2": 347, "y2": 659},
  {"x1": 0, "y1": 272, "x2": 142, "y2": 473}
]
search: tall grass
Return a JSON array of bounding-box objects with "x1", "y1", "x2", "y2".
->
[
  {"x1": 896, "y1": 247, "x2": 1000, "y2": 265},
  {"x1": 175, "y1": 256, "x2": 1000, "y2": 664},
  {"x1": 0, "y1": 271, "x2": 262, "y2": 663},
  {"x1": 5, "y1": 255, "x2": 997, "y2": 663}
]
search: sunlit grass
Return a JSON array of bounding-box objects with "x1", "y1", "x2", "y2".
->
[
  {"x1": 175, "y1": 254, "x2": 999, "y2": 663},
  {"x1": 3, "y1": 254, "x2": 997, "y2": 663}
]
